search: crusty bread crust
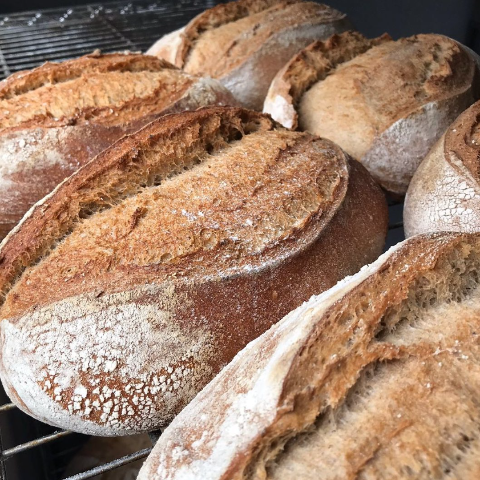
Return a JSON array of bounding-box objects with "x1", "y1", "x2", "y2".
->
[
  {"x1": 264, "y1": 33, "x2": 480, "y2": 194},
  {"x1": 138, "y1": 232, "x2": 480, "y2": 480},
  {"x1": 0, "y1": 53, "x2": 236, "y2": 241},
  {"x1": 404, "y1": 99, "x2": 480, "y2": 237},
  {"x1": 147, "y1": 0, "x2": 350, "y2": 110},
  {"x1": 264, "y1": 31, "x2": 392, "y2": 129},
  {"x1": 0, "y1": 107, "x2": 387, "y2": 435}
]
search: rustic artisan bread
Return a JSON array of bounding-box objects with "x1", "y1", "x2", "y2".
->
[
  {"x1": 138, "y1": 232, "x2": 480, "y2": 480},
  {"x1": 404, "y1": 100, "x2": 480, "y2": 237},
  {"x1": 0, "y1": 51, "x2": 235, "y2": 241},
  {"x1": 264, "y1": 31, "x2": 480, "y2": 195},
  {"x1": 146, "y1": 0, "x2": 351, "y2": 110},
  {"x1": 0, "y1": 107, "x2": 387, "y2": 436}
]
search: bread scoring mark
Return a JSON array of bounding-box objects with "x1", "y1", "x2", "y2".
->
[
  {"x1": 138, "y1": 234, "x2": 480, "y2": 480},
  {"x1": 178, "y1": 0, "x2": 297, "y2": 69},
  {"x1": 0, "y1": 283, "x2": 217, "y2": 434},
  {"x1": 0, "y1": 109, "x2": 277, "y2": 308},
  {"x1": 298, "y1": 34, "x2": 474, "y2": 171},
  {"x1": 404, "y1": 102, "x2": 480, "y2": 236},
  {"x1": 0, "y1": 108, "x2": 348, "y2": 321},
  {"x1": 264, "y1": 31, "x2": 391, "y2": 129}
]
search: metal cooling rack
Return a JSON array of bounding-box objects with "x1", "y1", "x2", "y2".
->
[
  {"x1": 0, "y1": 0, "x2": 218, "y2": 80},
  {"x1": 0, "y1": 1, "x2": 406, "y2": 477}
]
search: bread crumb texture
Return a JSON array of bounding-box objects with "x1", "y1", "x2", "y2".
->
[
  {"x1": 139, "y1": 233, "x2": 480, "y2": 480},
  {"x1": 299, "y1": 34, "x2": 472, "y2": 160}
]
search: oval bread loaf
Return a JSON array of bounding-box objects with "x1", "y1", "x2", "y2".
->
[
  {"x1": 146, "y1": 0, "x2": 351, "y2": 110},
  {"x1": 404, "y1": 99, "x2": 480, "y2": 237},
  {"x1": 264, "y1": 31, "x2": 480, "y2": 194},
  {"x1": 138, "y1": 232, "x2": 480, "y2": 480},
  {"x1": 0, "y1": 107, "x2": 387, "y2": 436},
  {"x1": 0, "y1": 51, "x2": 236, "y2": 241}
]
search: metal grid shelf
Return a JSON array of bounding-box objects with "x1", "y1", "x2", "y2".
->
[
  {"x1": 0, "y1": 0, "x2": 218, "y2": 80},
  {"x1": 0, "y1": 1, "x2": 406, "y2": 478}
]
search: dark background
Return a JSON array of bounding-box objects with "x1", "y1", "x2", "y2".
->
[{"x1": 1, "y1": 0, "x2": 479, "y2": 52}]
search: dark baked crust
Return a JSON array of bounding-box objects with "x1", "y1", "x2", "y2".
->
[
  {"x1": 0, "y1": 107, "x2": 387, "y2": 435},
  {"x1": 138, "y1": 232, "x2": 480, "y2": 479}
]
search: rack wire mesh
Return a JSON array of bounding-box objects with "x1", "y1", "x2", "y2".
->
[{"x1": 0, "y1": 1, "x2": 406, "y2": 478}]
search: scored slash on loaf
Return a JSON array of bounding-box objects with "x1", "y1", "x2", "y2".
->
[
  {"x1": 264, "y1": 31, "x2": 480, "y2": 195},
  {"x1": 0, "y1": 106, "x2": 387, "y2": 435},
  {"x1": 404, "y1": 99, "x2": 480, "y2": 237},
  {"x1": 138, "y1": 232, "x2": 480, "y2": 480},
  {"x1": 0, "y1": 51, "x2": 236, "y2": 241},
  {"x1": 147, "y1": 0, "x2": 352, "y2": 110}
]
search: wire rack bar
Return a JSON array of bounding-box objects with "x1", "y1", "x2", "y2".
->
[
  {"x1": 1, "y1": 431, "x2": 74, "y2": 459},
  {"x1": 64, "y1": 447, "x2": 152, "y2": 480}
]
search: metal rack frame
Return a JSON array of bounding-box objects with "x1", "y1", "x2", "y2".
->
[{"x1": 0, "y1": 1, "x2": 406, "y2": 477}]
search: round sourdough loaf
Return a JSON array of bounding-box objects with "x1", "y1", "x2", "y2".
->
[
  {"x1": 404, "y1": 100, "x2": 480, "y2": 237},
  {"x1": 138, "y1": 232, "x2": 480, "y2": 480},
  {"x1": 146, "y1": 0, "x2": 351, "y2": 110},
  {"x1": 264, "y1": 31, "x2": 480, "y2": 195},
  {"x1": 0, "y1": 52, "x2": 236, "y2": 241},
  {"x1": 0, "y1": 107, "x2": 387, "y2": 435}
]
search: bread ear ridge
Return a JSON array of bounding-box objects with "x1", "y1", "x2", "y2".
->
[{"x1": 263, "y1": 31, "x2": 392, "y2": 129}]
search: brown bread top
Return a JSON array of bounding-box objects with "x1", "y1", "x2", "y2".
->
[
  {"x1": 138, "y1": 232, "x2": 480, "y2": 480},
  {"x1": 404, "y1": 100, "x2": 480, "y2": 237},
  {"x1": 0, "y1": 52, "x2": 193, "y2": 130},
  {"x1": 443, "y1": 98, "x2": 480, "y2": 180},
  {"x1": 0, "y1": 107, "x2": 387, "y2": 435},
  {"x1": 264, "y1": 31, "x2": 392, "y2": 129},
  {"x1": 147, "y1": 0, "x2": 350, "y2": 110},
  {"x1": 0, "y1": 52, "x2": 236, "y2": 242},
  {"x1": 183, "y1": 1, "x2": 343, "y2": 78},
  {"x1": 298, "y1": 34, "x2": 473, "y2": 161},
  {"x1": 173, "y1": 0, "x2": 292, "y2": 68},
  {"x1": 0, "y1": 106, "x2": 353, "y2": 314}
]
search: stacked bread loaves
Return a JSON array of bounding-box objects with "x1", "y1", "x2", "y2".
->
[
  {"x1": 264, "y1": 31, "x2": 480, "y2": 194},
  {"x1": 404, "y1": 99, "x2": 480, "y2": 237},
  {"x1": 147, "y1": 0, "x2": 351, "y2": 110},
  {"x1": 0, "y1": 107, "x2": 387, "y2": 435},
  {"x1": 0, "y1": 52, "x2": 236, "y2": 241},
  {"x1": 139, "y1": 232, "x2": 480, "y2": 480}
]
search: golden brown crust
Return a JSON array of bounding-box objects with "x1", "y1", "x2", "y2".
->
[
  {"x1": 149, "y1": 0, "x2": 350, "y2": 110},
  {"x1": 174, "y1": 0, "x2": 295, "y2": 68},
  {"x1": 264, "y1": 31, "x2": 392, "y2": 129},
  {"x1": 0, "y1": 52, "x2": 191, "y2": 130},
  {"x1": 0, "y1": 107, "x2": 387, "y2": 435},
  {"x1": 277, "y1": 33, "x2": 479, "y2": 194},
  {"x1": 0, "y1": 53, "x2": 237, "y2": 241},
  {"x1": 138, "y1": 232, "x2": 480, "y2": 480}
]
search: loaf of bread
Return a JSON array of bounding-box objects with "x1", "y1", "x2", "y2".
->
[
  {"x1": 404, "y1": 99, "x2": 480, "y2": 237},
  {"x1": 264, "y1": 32, "x2": 480, "y2": 194},
  {"x1": 138, "y1": 232, "x2": 480, "y2": 480},
  {"x1": 146, "y1": 0, "x2": 351, "y2": 110},
  {"x1": 0, "y1": 107, "x2": 387, "y2": 436},
  {"x1": 0, "y1": 51, "x2": 236, "y2": 241}
]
